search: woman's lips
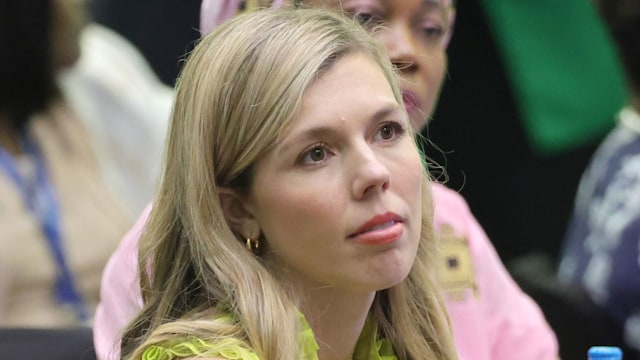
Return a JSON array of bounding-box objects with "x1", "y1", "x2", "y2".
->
[
  {"x1": 402, "y1": 89, "x2": 419, "y2": 114},
  {"x1": 350, "y1": 222, "x2": 404, "y2": 245},
  {"x1": 349, "y1": 212, "x2": 404, "y2": 245}
]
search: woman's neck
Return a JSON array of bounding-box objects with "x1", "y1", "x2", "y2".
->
[{"x1": 299, "y1": 287, "x2": 375, "y2": 360}]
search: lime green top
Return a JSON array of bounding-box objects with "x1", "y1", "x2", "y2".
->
[{"x1": 141, "y1": 313, "x2": 398, "y2": 360}]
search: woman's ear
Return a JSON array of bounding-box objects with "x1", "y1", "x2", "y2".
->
[{"x1": 218, "y1": 187, "x2": 261, "y2": 239}]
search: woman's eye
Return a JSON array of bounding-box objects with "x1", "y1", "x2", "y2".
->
[
  {"x1": 423, "y1": 25, "x2": 445, "y2": 39},
  {"x1": 374, "y1": 122, "x2": 406, "y2": 142},
  {"x1": 299, "y1": 145, "x2": 332, "y2": 165}
]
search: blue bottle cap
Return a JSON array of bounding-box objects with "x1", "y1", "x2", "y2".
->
[{"x1": 588, "y1": 346, "x2": 623, "y2": 359}]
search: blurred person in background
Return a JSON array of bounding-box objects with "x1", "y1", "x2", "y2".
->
[
  {"x1": 0, "y1": 0, "x2": 171, "y2": 326},
  {"x1": 429, "y1": 0, "x2": 628, "y2": 266},
  {"x1": 0, "y1": 0, "x2": 131, "y2": 326},
  {"x1": 559, "y1": 0, "x2": 640, "y2": 358},
  {"x1": 58, "y1": 8, "x2": 173, "y2": 215}
]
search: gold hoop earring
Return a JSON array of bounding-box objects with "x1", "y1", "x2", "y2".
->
[{"x1": 246, "y1": 237, "x2": 259, "y2": 254}]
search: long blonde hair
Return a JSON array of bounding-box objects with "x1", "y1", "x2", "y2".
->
[{"x1": 121, "y1": 8, "x2": 457, "y2": 360}]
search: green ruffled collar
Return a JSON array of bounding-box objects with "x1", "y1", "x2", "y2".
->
[{"x1": 143, "y1": 311, "x2": 397, "y2": 360}]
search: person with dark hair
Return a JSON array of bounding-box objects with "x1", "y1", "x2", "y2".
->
[
  {"x1": 0, "y1": 0, "x2": 132, "y2": 326},
  {"x1": 0, "y1": 1, "x2": 56, "y2": 130},
  {"x1": 559, "y1": 0, "x2": 640, "y2": 358}
]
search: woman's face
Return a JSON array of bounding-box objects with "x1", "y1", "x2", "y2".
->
[
  {"x1": 244, "y1": 53, "x2": 424, "y2": 294},
  {"x1": 305, "y1": 0, "x2": 453, "y2": 129}
]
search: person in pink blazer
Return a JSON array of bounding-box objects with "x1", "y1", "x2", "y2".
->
[{"x1": 93, "y1": 1, "x2": 559, "y2": 359}]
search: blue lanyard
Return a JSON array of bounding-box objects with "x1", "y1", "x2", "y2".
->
[{"x1": 0, "y1": 130, "x2": 89, "y2": 322}]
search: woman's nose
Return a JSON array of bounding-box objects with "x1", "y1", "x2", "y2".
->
[
  {"x1": 378, "y1": 24, "x2": 419, "y2": 75},
  {"x1": 351, "y1": 146, "x2": 391, "y2": 200}
]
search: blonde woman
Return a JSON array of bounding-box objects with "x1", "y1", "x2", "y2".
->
[{"x1": 120, "y1": 8, "x2": 457, "y2": 360}]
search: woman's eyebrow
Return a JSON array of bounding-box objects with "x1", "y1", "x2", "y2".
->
[{"x1": 277, "y1": 104, "x2": 402, "y2": 154}]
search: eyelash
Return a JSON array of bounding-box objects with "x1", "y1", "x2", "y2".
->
[{"x1": 296, "y1": 121, "x2": 407, "y2": 166}]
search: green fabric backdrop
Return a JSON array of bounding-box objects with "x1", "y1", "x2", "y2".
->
[{"x1": 481, "y1": 0, "x2": 628, "y2": 154}]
